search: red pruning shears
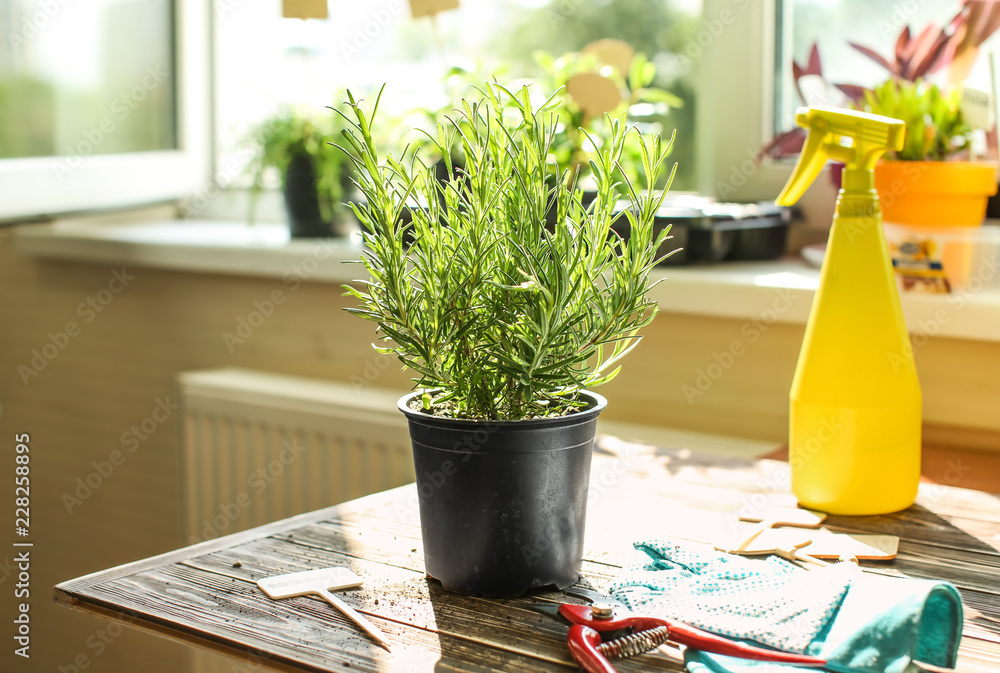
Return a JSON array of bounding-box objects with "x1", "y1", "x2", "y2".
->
[{"x1": 530, "y1": 588, "x2": 826, "y2": 673}]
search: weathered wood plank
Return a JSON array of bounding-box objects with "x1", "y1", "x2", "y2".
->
[
  {"x1": 592, "y1": 444, "x2": 1000, "y2": 526},
  {"x1": 279, "y1": 482, "x2": 1000, "y2": 621},
  {"x1": 317, "y1": 490, "x2": 1000, "y2": 594},
  {"x1": 316, "y1": 472, "x2": 1000, "y2": 592},
  {"x1": 956, "y1": 638, "x2": 1000, "y2": 668},
  {"x1": 220, "y1": 519, "x2": 1000, "y2": 663},
  {"x1": 272, "y1": 521, "x2": 427, "y2": 572}
]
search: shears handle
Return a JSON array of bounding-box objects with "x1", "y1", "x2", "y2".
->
[
  {"x1": 557, "y1": 604, "x2": 826, "y2": 667},
  {"x1": 567, "y1": 625, "x2": 618, "y2": 673}
]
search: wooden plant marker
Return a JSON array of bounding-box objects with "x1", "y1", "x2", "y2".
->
[
  {"x1": 409, "y1": 0, "x2": 459, "y2": 18},
  {"x1": 582, "y1": 38, "x2": 635, "y2": 77},
  {"x1": 805, "y1": 533, "x2": 898, "y2": 560},
  {"x1": 677, "y1": 529, "x2": 831, "y2": 569},
  {"x1": 732, "y1": 506, "x2": 827, "y2": 553},
  {"x1": 565, "y1": 72, "x2": 623, "y2": 127},
  {"x1": 282, "y1": 0, "x2": 328, "y2": 19},
  {"x1": 737, "y1": 528, "x2": 898, "y2": 563},
  {"x1": 738, "y1": 535, "x2": 831, "y2": 569}
]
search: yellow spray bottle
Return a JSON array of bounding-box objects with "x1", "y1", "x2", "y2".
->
[{"x1": 776, "y1": 106, "x2": 921, "y2": 515}]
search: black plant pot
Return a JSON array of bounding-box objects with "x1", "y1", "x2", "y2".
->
[
  {"x1": 283, "y1": 154, "x2": 332, "y2": 238},
  {"x1": 397, "y1": 391, "x2": 607, "y2": 597}
]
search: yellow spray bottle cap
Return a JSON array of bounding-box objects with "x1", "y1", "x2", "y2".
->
[{"x1": 776, "y1": 106, "x2": 905, "y2": 206}]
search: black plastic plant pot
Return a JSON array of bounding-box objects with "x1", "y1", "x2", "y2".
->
[
  {"x1": 690, "y1": 202, "x2": 790, "y2": 262},
  {"x1": 726, "y1": 218, "x2": 790, "y2": 260},
  {"x1": 687, "y1": 220, "x2": 739, "y2": 263},
  {"x1": 283, "y1": 154, "x2": 332, "y2": 238},
  {"x1": 397, "y1": 391, "x2": 607, "y2": 598}
]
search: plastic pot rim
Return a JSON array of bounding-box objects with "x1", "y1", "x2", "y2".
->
[{"x1": 397, "y1": 390, "x2": 608, "y2": 429}]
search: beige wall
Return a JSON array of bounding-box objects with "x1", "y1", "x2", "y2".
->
[{"x1": 1, "y1": 236, "x2": 998, "y2": 672}]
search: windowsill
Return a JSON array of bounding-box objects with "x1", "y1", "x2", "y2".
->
[{"x1": 14, "y1": 218, "x2": 1000, "y2": 343}]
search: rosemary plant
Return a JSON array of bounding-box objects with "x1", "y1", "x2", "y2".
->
[{"x1": 339, "y1": 83, "x2": 676, "y2": 420}]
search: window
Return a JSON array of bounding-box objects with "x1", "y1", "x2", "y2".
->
[
  {"x1": 11, "y1": 1, "x2": 913, "y2": 224},
  {"x1": 776, "y1": 0, "x2": 1000, "y2": 135},
  {"x1": 697, "y1": 0, "x2": 1000, "y2": 220},
  {"x1": 1, "y1": 0, "x2": 175, "y2": 159},
  {"x1": 213, "y1": 0, "x2": 702, "y2": 192},
  {"x1": 0, "y1": 0, "x2": 208, "y2": 220}
]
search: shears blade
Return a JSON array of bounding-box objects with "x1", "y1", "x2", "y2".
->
[{"x1": 526, "y1": 602, "x2": 567, "y2": 622}]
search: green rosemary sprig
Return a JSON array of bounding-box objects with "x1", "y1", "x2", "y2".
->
[{"x1": 338, "y1": 82, "x2": 676, "y2": 420}]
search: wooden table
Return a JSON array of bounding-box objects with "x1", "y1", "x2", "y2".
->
[{"x1": 54, "y1": 438, "x2": 1000, "y2": 672}]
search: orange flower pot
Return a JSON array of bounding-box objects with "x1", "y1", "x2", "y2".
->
[{"x1": 874, "y1": 161, "x2": 998, "y2": 227}]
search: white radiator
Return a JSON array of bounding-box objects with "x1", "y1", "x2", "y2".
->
[{"x1": 177, "y1": 368, "x2": 415, "y2": 544}]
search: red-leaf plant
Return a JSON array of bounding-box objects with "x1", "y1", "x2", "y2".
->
[{"x1": 764, "y1": 0, "x2": 1000, "y2": 161}]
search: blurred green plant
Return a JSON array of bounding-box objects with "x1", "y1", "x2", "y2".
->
[
  {"x1": 338, "y1": 83, "x2": 677, "y2": 420},
  {"x1": 857, "y1": 79, "x2": 970, "y2": 161},
  {"x1": 392, "y1": 63, "x2": 493, "y2": 169},
  {"x1": 493, "y1": 0, "x2": 699, "y2": 189},
  {"x1": 0, "y1": 76, "x2": 55, "y2": 158},
  {"x1": 532, "y1": 49, "x2": 682, "y2": 191},
  {"x1": 398, "y1": 51, "x2": 682, "y2": 198},
  {"x1": 244, "y1": 107, "x2": 353, "y2": 224}
]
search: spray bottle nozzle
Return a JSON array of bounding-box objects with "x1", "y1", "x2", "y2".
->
[{"x1": 776, "y1": 106, "x2": 905, "y2": 206}]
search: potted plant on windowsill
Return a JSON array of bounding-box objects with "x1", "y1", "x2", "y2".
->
[
  {"x1": 769, "y1": 3, "x2": 1000, "y2": 227},
  {"x1": 860, "y1": 78, "x2": 997, "y2": 227},
  {"x1": 337, "y1": 83, "x2": 676, "y2": 597},
  {"x1": 245, "y1": 108, "x2": 354, "y2": 237}
]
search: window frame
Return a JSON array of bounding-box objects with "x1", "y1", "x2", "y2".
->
[
  {"x1": 0, "y1": 0, "x2": 210, "y2": 222},
  {"x1": 697, "y1": 0, "x2": 783, "y2": 198},
  {"x1": 696, "y1": 0, "x2": 835, "y2": 226}
]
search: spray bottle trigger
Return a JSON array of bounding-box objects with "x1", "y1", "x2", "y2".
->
[
  {"x1": 776, "y1": 120, "x2": 830, "y2": 206},
  {"x1": 774, "y1": 106, "x2": 906, "y2": 208}
]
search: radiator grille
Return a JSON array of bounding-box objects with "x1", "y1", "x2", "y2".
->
[{"x1": 178, "y1": 368, "x2": 414, "y2": 543}]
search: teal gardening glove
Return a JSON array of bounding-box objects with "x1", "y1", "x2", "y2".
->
[{"x1": 608, "y1": 539, "x2": 962, "y2": 673}]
